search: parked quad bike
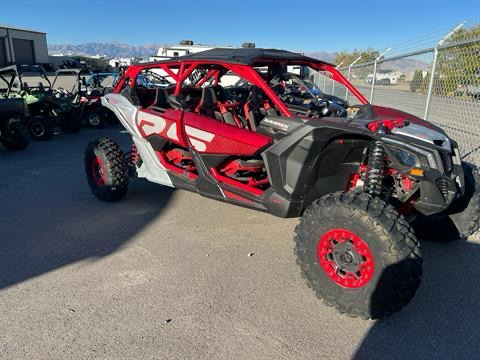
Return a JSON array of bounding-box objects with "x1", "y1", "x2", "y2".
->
[{"x1": 84, "y1": 48, "x2": 480, "y2": 319}]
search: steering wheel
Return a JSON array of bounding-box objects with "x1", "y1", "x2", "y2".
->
[{"x1": 321, "y1": 102, "x2": 347, "y2": 118}]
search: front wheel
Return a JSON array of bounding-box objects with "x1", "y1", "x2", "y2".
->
[
  {"x1": 84, "y1": 138, "x2": 129, "y2": 201},
  {"x1": 28, "y1": 116, "x2": 55, "y2": 141},
  {"x1": 1, "y1": 122, "x2": 31, "y2": 151},
  {"x1": 294, "y1": 192, "x2": 422, "y2": 319}
]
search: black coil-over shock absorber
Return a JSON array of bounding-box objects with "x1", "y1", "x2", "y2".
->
[{"x1": 365, "y1": 141, "x2": 385, "y2": 196}]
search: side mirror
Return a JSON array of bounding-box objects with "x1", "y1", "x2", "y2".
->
[{"x1": 168, "y1": 94, "x2": 187, "y2": 109}]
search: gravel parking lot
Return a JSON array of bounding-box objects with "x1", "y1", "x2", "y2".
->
[{"x1": 1, "y1": 127, "x2": 480, "y2": 359}]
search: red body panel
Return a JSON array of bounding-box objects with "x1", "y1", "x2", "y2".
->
[
  {"x1": 136, "y1": 108, "x2": 187, "y2": 147},
  {"x1": 183, "y1": 112, "x2": 271, "y2": 156}
]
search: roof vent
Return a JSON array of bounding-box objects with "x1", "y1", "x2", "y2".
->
[
  {"x1": 242, "y1": 42, "x2": 255, "y2": 48},
  {"x1": 180, "y1": 40, "x2": 194, "y2": 46}
]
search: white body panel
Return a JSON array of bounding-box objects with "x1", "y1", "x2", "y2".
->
[{"x1": 101, "y1": 94, "x2": 174, "y2": 187}]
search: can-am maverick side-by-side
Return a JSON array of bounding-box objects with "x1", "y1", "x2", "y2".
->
[{"x1": 84, "y1": 48, "x2": 480, "y2": 319}]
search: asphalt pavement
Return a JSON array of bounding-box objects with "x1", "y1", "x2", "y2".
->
[{"x1": 1, "y1": 126, "x2": 480, "y2": 359}]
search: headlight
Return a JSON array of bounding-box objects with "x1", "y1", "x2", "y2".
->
[
  {"x1": 388, "y1": 145, "x2": 437, "y2": 169},
  {"x1": 389, "y1": 147, "x2": 421, "y2": 167}
]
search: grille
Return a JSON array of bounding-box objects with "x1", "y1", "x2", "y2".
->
[{"x1": 439, "y1": 152, "x2": 453, "y2": 175}]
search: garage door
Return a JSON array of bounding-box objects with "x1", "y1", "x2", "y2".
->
[
  {"x1": 0, "y1": 40, "x2": 6, "y2": 67},
  {"x1": 12, "y1": 38, "x2": 35, "y2": 65}
]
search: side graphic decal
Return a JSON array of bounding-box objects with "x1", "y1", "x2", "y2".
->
[{"x1": 137, "y1": 110, "x2": 215, "y2": 152}]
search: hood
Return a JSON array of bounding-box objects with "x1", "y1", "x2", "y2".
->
[
  {"x1": 361, "y1": 104, "x2": 440, "y2": 131},
  {"x1": 354, "y1": 105, "x2": 452, "y2": 152}
]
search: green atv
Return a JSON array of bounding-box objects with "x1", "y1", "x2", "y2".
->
[{"x1": 0, "y1": 65, "x2": 82, "y2": 141}]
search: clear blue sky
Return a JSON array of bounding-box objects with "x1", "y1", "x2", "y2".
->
[{"x1": 3, "y1": 0, "x2": 479, "y2": 52}]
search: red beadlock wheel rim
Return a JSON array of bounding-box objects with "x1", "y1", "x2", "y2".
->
[
  {"x1": 91, "y1": 155, "x2": 107, "y2": 186},
  {"x1": 317, "y1": 229, "x2": 374, "y2": 288}
]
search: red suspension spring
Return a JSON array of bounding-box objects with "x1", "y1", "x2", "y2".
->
[{"x1": 130, "y1": 143, "x2": 139, "y2": 166}]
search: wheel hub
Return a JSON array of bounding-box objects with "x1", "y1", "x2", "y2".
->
[
  {"x1": 91, "y1": 156, "x2": 106, "y2": 186},
  {"x1": 89, "y1": 114, "x2": 101, "y2": 126},
  {"x1": 31, "y1": 123, "x2": 45, "y2": 137},
  {"x1": 331, "y1": 242, "x2": 363, "y2": 273},
  {"x1": 317, "y1": 229, "x2": 374, "y2": 288}
]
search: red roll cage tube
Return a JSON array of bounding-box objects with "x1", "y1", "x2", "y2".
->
[{"x1": 115, "y1": 60, "x2": 369, "y2": 117}]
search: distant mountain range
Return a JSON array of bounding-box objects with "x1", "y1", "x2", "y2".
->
[
  {"x1": 48, "y1": 42, "x2": 163, "y2": 58},
  {"x1": 48, "y1": 42, "x2": 337, "y2": 61}
]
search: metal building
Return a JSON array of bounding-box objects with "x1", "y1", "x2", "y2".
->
[{"x1": 0, "y1": 24, "x2": 49, "y2": 66}]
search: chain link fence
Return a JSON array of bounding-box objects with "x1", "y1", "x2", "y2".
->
[{"x1": 317, "y1": 23, "x2": 480, "y2": 166}]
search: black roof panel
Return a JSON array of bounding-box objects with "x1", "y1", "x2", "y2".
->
[{"x1": 151, "y1": 48, "x2": 333, "y2": 67}]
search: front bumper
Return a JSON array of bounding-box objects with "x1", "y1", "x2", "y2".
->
[{"x1": 414, "y1": 147, "x2": 464, "y2": 215}]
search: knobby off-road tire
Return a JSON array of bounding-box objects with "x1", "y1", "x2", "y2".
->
[
  {"x1": 28, "y1": 115, "x2": 55, "y2": 141},
  {"x1": 84, "y1": 138, "x2": 129, "y2": 201},
  {"x1": 1, "y1": 122, "x2": 31, "y2": 151},
  {"x1": 294, "y1": 192, "x2": 422, "y2": 319},
  {"x1": 413, "y1": 162, "x2": 480, "y2": 241}
]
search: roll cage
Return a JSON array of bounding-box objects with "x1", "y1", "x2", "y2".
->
[
  {"x1": 113, "y1": 52, "x2": 368, "y2": 117},
  {"x1": 0, "y1": 65, "x2": 52, "y2": 97}
]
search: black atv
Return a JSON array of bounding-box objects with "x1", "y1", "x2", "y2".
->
[{"x1": 0, "y1": 97, "x2": 30, "y2": 151}]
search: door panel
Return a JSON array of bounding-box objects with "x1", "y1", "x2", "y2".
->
[
  {"x1": 136, "y1": 108, "x2": 187, "y2": 147},
  {"x1": 182, "y1": 112, "x2": 271, "y2": 156}
]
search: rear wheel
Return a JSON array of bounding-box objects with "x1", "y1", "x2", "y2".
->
[
  {"x1": 84, "y1": 108, "x2": 106, "y2": 129},
  {"x1": 28, "y1": 115, "x2": 55, "y2": 141},
  {"x1": 1, "y1": 122, "x2": 31, "y2": 151},
  {"x1": 84, "y1": 138, "x2": 129, "y2": 201},
  {"x1": 294, "y1": 192, "x2": 422, "y2": 319}
]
